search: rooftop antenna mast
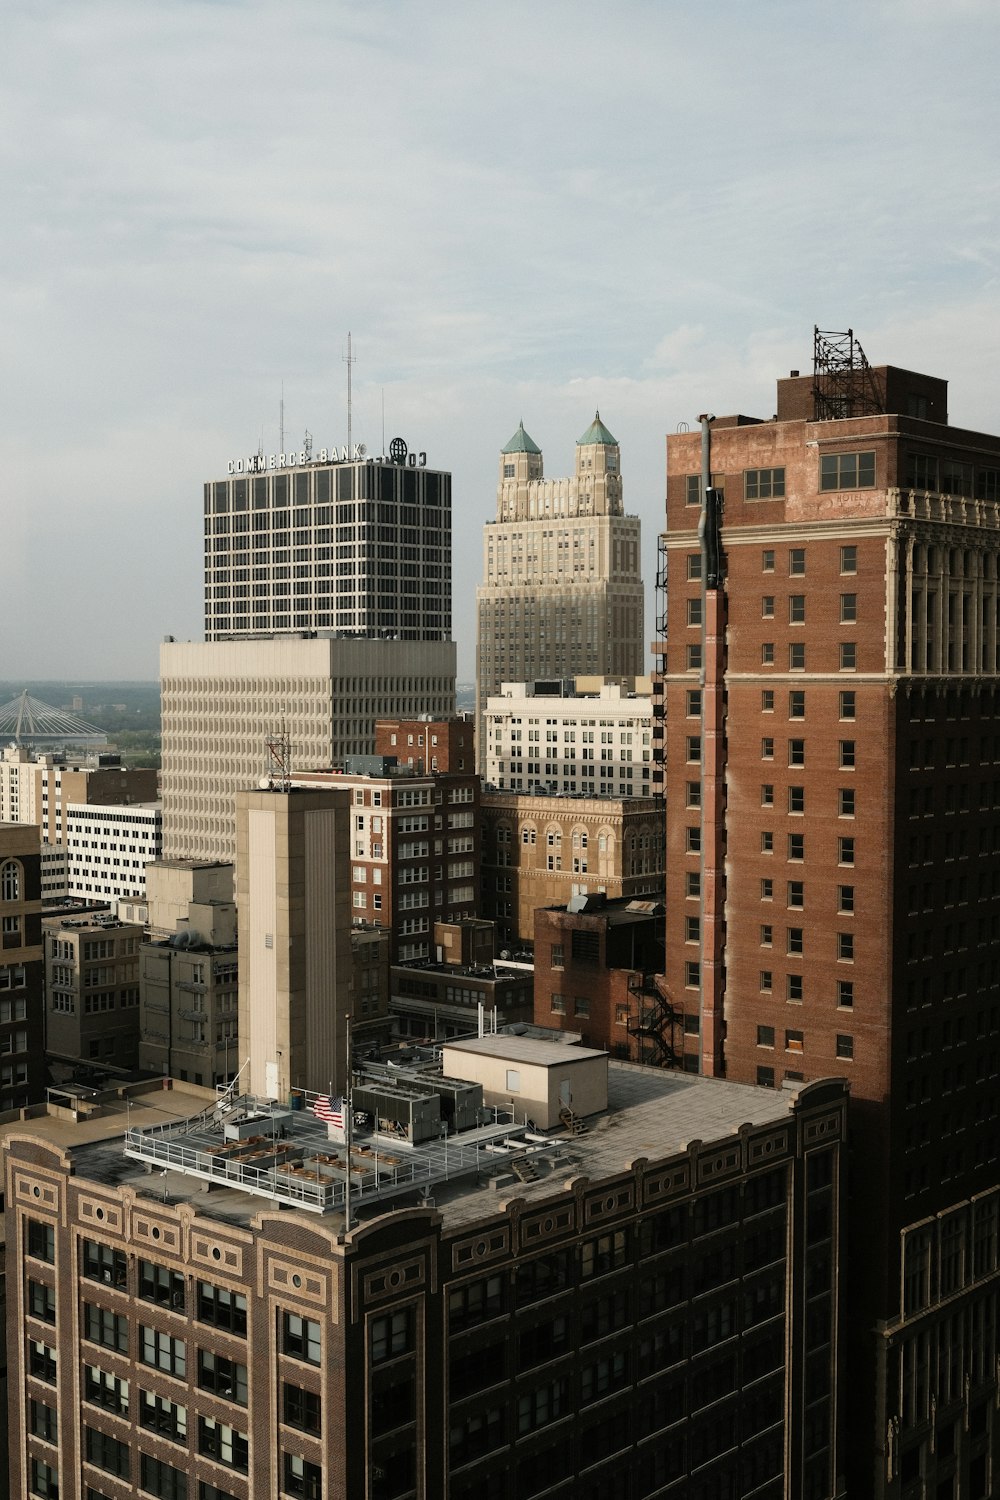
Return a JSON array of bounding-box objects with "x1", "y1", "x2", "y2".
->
[
  {"x1": 264, "y1": 718, "x2": 295, "y2": 793},
  {"x1": 280, "y1": 381, "x2": 285, "y2": 454},
  {"x1": 343, "y1": 332, "x2": 356, "y2": 455}
]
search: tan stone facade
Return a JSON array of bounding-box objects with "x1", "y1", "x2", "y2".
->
[{"x1": 480, "y1": 789, "x2": 664, "y2": 948}]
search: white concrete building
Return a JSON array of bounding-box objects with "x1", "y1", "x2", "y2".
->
[
  {"x1": 65, "y1": 801, "x2": 163, "y2": 907},
  {"x1": 484, "y1": 677, "x2": 655, "y2": 798},
  {"x1": 160, "y1": 635, "x2": 456, "y2": 863}
]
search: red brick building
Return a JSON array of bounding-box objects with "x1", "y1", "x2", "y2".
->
[{"x1": 660, "y1": 340, "x2": 1000, "y2": 1496}]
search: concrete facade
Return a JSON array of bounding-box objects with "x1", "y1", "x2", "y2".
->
[
  {"x1": 476, "y1": 417, "x2": 645, "y2": 770},
  {"x1": 44, "y1": 914, "x2": 143, "y2": 1074},
  {"x1": 160, "y1": 635, "x2": 456, "y2": 863},
  {"x1": 484, "y1": 677, "x2": 655, "y2": 798},
  {"x1": 65, "y1": 801, "x2": 162, "y2": 907}
]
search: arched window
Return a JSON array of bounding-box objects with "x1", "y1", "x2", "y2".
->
[{"x1": 1, "y1": 861, "x2": 20, "y2": 902}]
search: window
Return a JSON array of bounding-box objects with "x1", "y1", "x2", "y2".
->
[
  {"x1": 756, "y1": 1026, "x2": 775, "y2": 1048},
  {"x1": 686, "y1": 827, "x2": 701, "y2": 853},
  {"x1": 27, "y1": 1219, "x2": 55, "y2": 1263},
  {"x1": 839, "y1": 837, "x2": 855, "y2": 866},
  {"x1": 788, "y1": 690, "x2": 805, "y2": 719},
  {"x1": 82, "y1": 1240, "x2": 126, "y2": 1287},
  {"x1": 371, "y1": 1307, "x2": 413, "y2": 1363},
  {"x1": 789, "y1": 643, "x2": 805, "y2": 671},
  {"x1": 788, "y1": 786, "x2": 804, "y2": 814},
  {"x1": 787, "y1": 974, "x2": 804, "y2": 1003},
  {"x1": 761, "y1": 642, "x2": 775, "y2": 664},
  {"x1": 838, "y1": 980, "x2": 854, "y2": 1009},
  {"x1": 686, "y1": 872, "x2": 701, "y2": 898},
  {"x1": 787, "y1": 927, "x2": 804, "y2": 955},
  {"x1": 840, "y1": 642, "x2": 857, "y2": 670},
  {"x1": 30, "y1": 1460, "x2": 59, "y2": 1499},
  {"x1": 31, "y1": 1399, "x2": 57, "y2": 1443},
  {"x1": 29, "y1": 1280, "x2": 56, "y2": 1323},
  {"x1": 85, "y1": 1425, "x2": 130, "y2": 1478},
  {"x1": 787, "y1": 880, "x2": 803, "y2": 908},
  {"x1": 789, "y1": 595, "x2": 805, "y2": 623},
  {"x1": 84, "y1": 1304, "x2": 129, "y2": 1353},
  {"x1": 686, "y1": 781, "x2": 701, "y2": 808},
  {"x1": 757, "y1": 1067, "x2": 775, "y2": 1088},
  {"x1": 283, "y1": 1454, "x2": 322, "y2": 1500},
  {"x1": 761, "y1": 831, "x2": 774, "y2": 853},
  {"x1": 785, "y1": 1030, "x2": 804, "y2": 1053},
  {"x1": 687, "y1": 598, "x2": 703, "y2": 626},
  {"x1": 139, "y1": 1454, "x2": 187, "y2": 1499},
  {"x1": 789, "y1": 548, "x2": 805, "y2": 575},
  {"x1": 838, "y1": 933, "x2": 855, "y2": 961},
  {"x1": 283, "y1": 1383, "x2": 322, "y2": 1435},
  {"x1": 140, "y1": 1391, "x2": 188, "y2": 1443},
  {"x1": 761, "y1": 595, "x2": 775, "y2": 619},
  {"x1": 788, "y1": 739, "x2": 805, "y2": 766},
  {"x1": 840, "y1": 740, "x2": 856, "y2": 769},
  {"x1": 30, "y1": 1340, "x2": 57, "y2": 1383},
  {"x1": 760, "y1": 924, "x2": 773, "y2": 947},
  {"x1": 141, "y1": 1327, "x2": 186, "y2": 1377},
  {"x1": 761, "y1": 689, "x2": 774, "y2": 711},
  {"x1": 686, "y1": 644, "x2": 703, "y2": 670},
  {"x1": 282, "y1": 1312, "x2": 321, "y2": 1364},
  {"x1": 840, "y1": 593, "x2": 857, "y2": 623},
  {"x1": 761, "y1": 784, "x2": 774, "y2": 807},
  {"x1": 762, "y1": 549, "x2": 775, "y2": 571},
  {"x1": 140, "y1": 1260, "x2": 185, "y2": 1309},
  {"x1": 0, "y1": 860, "x2": 20, "y2": 901},
  {"x1": 197, "y1": 1283, "x2": 247, "y2": 1335},
  {"x1": 761, "y1": 737, "x2": 774, "y2": 760},
  {"x1": 839, "y1": 691, "x2": 856, "y2": 720},
  {"x1": 685, "y1": 475, "x2": 700, "y2": 506},
  {"x1": 745, "y1": 468, "x2": 785, "y2": 499},
  {"x1": 760, "y1": 970, "x2": 773, "y2": 992},
  {"x1": 84, "y1": 1364, "x2": 129, "y2": 1418},
  {"x1": 685, "y1": 916, "x2": 700, "y2": 943},
  {"x1": 574, "y1": 996, "x2": 590, "y2": 1018},
  {"x1": 836, "y1": 1034, "x2": 854, "y2": 1060},
  {"x1": 550, "y1": 994, "x2": 566, "y2": 1015},
  {"x1": 838, "y1": 885, "x2": 854, "y2": 913},
  {"x1": 686, "y1": 735, "x2": 701, "y2": 762},
  {"x1": 839, "y1": 788, "x2": 856, "y2": 817},
  {"x1": 821, "y1": 451, "x2": 875, "y2": 490},
  {"x1": 841, "y1": 544, "x2": 857, "y2": 573},
  {"x1": 685, "y1": 961, "x2": 700, "y2": 987},
  {"x1": 197, "y1": 1351, "x2": 247, "y2": 1405},
  {"x1": 788, "y1": 833, "x2": 804, "y2": 861},
  {"x1": 686, "y1": 689, "x2": 702, "y2": 716},
  {"x1": 198, "y1": 1417, "x2": 249, "y2": 1472},
  {"x1": 687, "y1": 553, "x2": 703, "y2": 580},
  {"x1": 760, "y1": 878, "x2": 773, "y2": 900}
]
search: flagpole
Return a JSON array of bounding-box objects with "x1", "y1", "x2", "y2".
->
[{"x1": 344, "y1": 1014, "x2": 353, "y2": 1234}]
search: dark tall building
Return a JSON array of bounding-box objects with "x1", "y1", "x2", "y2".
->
[
  {"x1": 659, "y1": 336, "x2": 1000, "y2": 1495},
  {"x1": 4, "y1": 1060, "x2": 848, "y2": 1500},
  {"x1": 0, "y1": 821, "x2": 44, "y2": 1110},
  {"x1": 205, "y1": 449, "x2": 451, "y2": 642}
]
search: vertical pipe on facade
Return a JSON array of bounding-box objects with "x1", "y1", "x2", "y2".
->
[{"x1": 697, "y1": 415, "x2": 726, "y2": 1076}]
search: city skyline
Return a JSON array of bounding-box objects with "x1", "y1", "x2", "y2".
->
[{"x1": 5, "y1": 1, "x2": 1000, "y2": 681}]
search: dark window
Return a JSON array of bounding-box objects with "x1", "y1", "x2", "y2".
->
[
  {"x1": 839, "y1": 837, "x2": 855, "y2": 866},
  {"x1": 788, "y1": 786, "x2": 805, "y2": 814},
  {"x1": 687, "y1": 553, "x2": 702, "y2": 581},
  {"x1": 789, "y1": 643, "x2": 806, "y2": 670},
  {"x1": 580, "y1": 1229, "x2": 630, "y2": 1279},
  {"x1": 30, "y1": 1460, "x2": 59, "y2": 1499},
  {"x1": 788, "y1": 833, "x2": 804, "y2": 861},
  {"x1": 571, "y1": 930, "x2": 600, "y2": 966},
  {"x1": 197, "y1": 1350, "x2": 248, "y2": 1405},
  {"x1": 789, "y1": 689, "x2": 805, "y2": 718},
  {"x1": 789, "y1": 595, "x2": 805, "y2": 623},
  {"x1": 840, "y1": 691, "x2": 856, "y2": 720},
  {"x1": 83, "y1": 1304, "x2": 128, "y2": 1354},
  {"x1": 140, "y1": 1391, "x2": 187, "y2": 1444},
  {"x1": 28, "y1": 1279, "x2": 56, "y2": 1323},
  {"x1": 836, "y1": 1034, "x2": 854, "y2": 1060},
  {"x1": 745, "y1": 468, "x2": 785, "y2": 500},
  {"x1": 840, "y1": 593, "x2": 857, "y2": 622},
  {"x1": 282, "y1": 1383, "x2": 322, "y2": 1436},
  {"x1": 370, "y1": 1307, "x2": 413, "y2": 1363},
  {"x1": 197, "y1": 1282, "x2": 247, "y2": 1335},
  {"x1": 840, "y1": 641, "x2": 857, "y2": 670},
  {"x1": 85, "y1": 1425, "x2": 130, "y2": 1479},
  {"x1": 140, "y1": 1260, "x2": 185, "y2": 1310},
  {"x1": 757, "y1": 1026, "x2": 775, "y2": 1048},
  {"x1": 838, "y1": 933, "x2": 855, "y2": 961},
  {"x1": 84, "y1": 1364, "x2": 129, "y2": 1417},
  {"x1": 448, "y1": 1274, "x2": 505, "y2": 1332},
  {"x1": 140, "y1": 1327, "x2": 185, "y2": 1376},
  {"x1": 82, "y1": 1240, "x2": 127, "y2": 1288},
  {"x1": 198, "y1": 1417, "x2": 249, "y2": 1472},
  {"x1": 840, "y1": 739, "x2": 856, "y2": 768},
  {"x1": 789, "y1": 739, "x2": 805, "y2": 766},
  {"x1": 283, "y1": 1453, "x2": 322, "y2": 1500},
  {"x1": 139, "y1": 1454, "x2": 187, "y2": 1500},
  {"x1": 31, "y1": 1399, "x2": 57, "y2": 1443},
  {"x1": 27, "y1": 1219, "x2": 55, "y2": 1263},
  {"x1": 838, "y1": 981, "x2": 854, "y2": 1009}
]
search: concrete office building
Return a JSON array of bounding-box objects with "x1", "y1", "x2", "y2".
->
[
  {"x1": 44, "y1": 913, "x2": 143, "y2": 1074},
  {"x1": 204, "y1": 448, "x2": 451, "y2": 643},
  {"x1": 475, "y1": 416, "x2": 645, "y2": 770},
  {"x1": 236, "y1": 786, "x2": 353, "y2": 1101},
  {"x1": 661, "y1": 333, "x2": 1000, "y2": 1495},
  {"x1": 484, "y1": 677, "x2": 656, "y2": 798},
  {"x1": 5, "y1": 1051, "x2": 849, "y2": 1500},
  {"x1": 65, "y1": 801, "x2": 162, "y2": 907},
  {"x1": 159, "y1": 635, "x2": 456, "y2": 864},
  {"x1": 480, "y1": 788, "x2": 664, "y2": 949},
  {"x1": 0, "y1": 822, "x2": 44, "y2": 1111}
]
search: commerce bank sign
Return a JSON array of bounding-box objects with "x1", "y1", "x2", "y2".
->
[{"x1": 227, "y1": 438, "x2": 428, "y2": 475}]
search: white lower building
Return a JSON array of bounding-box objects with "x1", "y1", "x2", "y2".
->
[
  {"x1": 65, "y1": 801, "x2": 163, "y2": 907},
  {"x1": 484, "y1": 677, "x2": 655, "y2": 798},
  {"x1": 160, "y1": 635, "x2": 456, "y2": 863}
]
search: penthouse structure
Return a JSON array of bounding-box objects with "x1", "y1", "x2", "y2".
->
[
  {"x1": 661, "y1": 330, "x2": 1000, "y2": 1494},
  {"x1": 5, "y1": 1049, "x2": 849, "y2": 1499},
  {"x1": 475, "y1": 416, "x2": 645, "y2": 769}
]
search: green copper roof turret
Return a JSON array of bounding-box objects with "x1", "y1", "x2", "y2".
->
[
  {"x1": 502, "y1": 420, "x2": 542, "y2": 455},
  {"x1": 576, "y1": 410, "x2": 618, "y2": 447}
]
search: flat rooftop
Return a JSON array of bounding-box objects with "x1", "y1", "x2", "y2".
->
[{"x1": 33, "y1": 1064, "x2": 807, "y2": 1234}]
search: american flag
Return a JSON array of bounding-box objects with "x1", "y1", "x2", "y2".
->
[{"x1": 312, "y1": 1094, "x2": 346, "y2": 1128}]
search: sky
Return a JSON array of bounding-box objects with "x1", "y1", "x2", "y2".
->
[{"x1": 4, "y1": 0, "x2": 1000, "y2": 684}]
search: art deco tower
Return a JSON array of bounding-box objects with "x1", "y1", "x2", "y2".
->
[{"x1": 475, "y1": 414, "x2": 645, "y2": 769}]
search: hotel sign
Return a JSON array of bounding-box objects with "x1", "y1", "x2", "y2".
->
[{"x1": 227, "y1": 439, "x2": 427, "y2": 475}]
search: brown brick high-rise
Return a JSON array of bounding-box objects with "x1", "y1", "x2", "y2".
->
[{"x1": 659, "y1": 353, "x2": 1000, "y2": 1496}]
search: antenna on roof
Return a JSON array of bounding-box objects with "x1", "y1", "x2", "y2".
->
[
  {"x1": 264, "y1": 717, "x2": 296, "y2": 793},
  {"x1": 343, "y1": 332, "x2": 356, "y2": 454},
  {"x1": 279, "y1": 381, "x2": 285, "y2": 454}
]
